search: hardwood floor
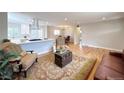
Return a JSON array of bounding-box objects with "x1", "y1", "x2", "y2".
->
[{"x1": 67, "y1": 44, "x2": 109, "y2": 80}]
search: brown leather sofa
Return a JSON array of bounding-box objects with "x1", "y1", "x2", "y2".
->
[{"x1": 94, "y1": 50, "x2": 124, "y2": 80}]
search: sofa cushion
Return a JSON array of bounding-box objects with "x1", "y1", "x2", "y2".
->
[
  {"x1": 103, "y1": 54, "x2": 124, "y2": 74},
  {"x1": 95, "y1": 54, "x2": 124, "y2": 80},
  {"x1": 95, "y1": 64, "x2": 124, "y2": 80}
]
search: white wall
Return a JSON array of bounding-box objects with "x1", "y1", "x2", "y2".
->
[
  {"x1": 0, "y1": 12, "x2": 8, "y2": 43},
  {"x1": 47, "y1": 26, "x2": 74, "y2": 42},
  {"x1": 81, "y1": 18, "x2": 124, "y2": 50},
  {"x1": 61, "y1": 27, "x2": 74, "y2": 42},
  {"x1": 47, "y1": 26, "x2": 57, "y2": 39},
  {"x1": 74, "y1": 27, "x2": 81, "y2": 45}
]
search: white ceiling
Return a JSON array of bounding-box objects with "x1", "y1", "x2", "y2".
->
[{"x1": 10, "y1": 12, "x2": 124, "y2": 26}]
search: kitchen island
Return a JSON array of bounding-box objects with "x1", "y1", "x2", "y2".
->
[{"x1": 16, "y1": 39, "x2": 55, "y2": 54}]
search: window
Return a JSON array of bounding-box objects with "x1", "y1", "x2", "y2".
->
[
  {"x1": 21, "y1": 24, "x2": 30, "y2": 34},
  {"x1": 30, "y1": 25, "x2": 46, "y2": 39},
  {"x1": 8, "y1": 23, "x2": 21, "y2": 39},
  {"x1": 8, "y1": 23, "x2": 47, "y2": 41},
  {"x1": 54, "y1": 30, "x2": 60, "y2": 35},
  {"x1": 30, "y1": 29, "x2": 41, "y2": 39},
  {"x1": 8, "y1": 23, "x2": 30, "y2": 40}
]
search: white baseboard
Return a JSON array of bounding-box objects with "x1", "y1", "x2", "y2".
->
[{"x1": 84, "y1": 45, "x2": 122, "y2": 52}]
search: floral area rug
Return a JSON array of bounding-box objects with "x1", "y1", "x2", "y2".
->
[{"x1": 20, "y1": 53, "x2": 96, "y2": 80}]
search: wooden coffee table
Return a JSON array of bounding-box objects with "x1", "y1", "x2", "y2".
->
[{"x1": 55, "y1": 50, "x2": 72, "y2": 68}]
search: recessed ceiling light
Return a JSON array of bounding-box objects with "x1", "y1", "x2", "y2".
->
[
  {"x1": 102, "y1": 17, "x2": 106, "y2": 20},
  {"x1": 64, "y1": 18, "x2": 68, "y2": 21}
]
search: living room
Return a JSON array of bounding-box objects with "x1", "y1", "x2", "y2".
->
[
  {"x1": 1, "y1": 0, "x2": 124, "y2": 93},
  {"x1": 0, "y1": 12, "x2": 124, "y2": 80}
]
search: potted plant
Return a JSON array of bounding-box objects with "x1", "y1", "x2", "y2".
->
[{"x1": 0, "y1": 49, "x2": 19, "y2": 80}]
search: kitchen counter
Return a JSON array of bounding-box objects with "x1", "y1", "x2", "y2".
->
[{"x1": 17, "y1": 39, "x2": 55, "y2": 54}]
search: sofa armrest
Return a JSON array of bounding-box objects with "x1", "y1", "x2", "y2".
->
[{"x1": 109, "y1": 51, "x2": 123, "y2": 58}]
